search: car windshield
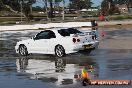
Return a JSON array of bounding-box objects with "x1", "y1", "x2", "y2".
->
[{"x1": 58, "y1": 28, "x2": 82, "y2": 37}]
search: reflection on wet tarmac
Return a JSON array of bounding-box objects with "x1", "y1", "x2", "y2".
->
[
  {"x1": 0, "y1": 29, "x2": 132, "y2": 88},
  {"x1": 16, "y1": 56, "x2": 99, "y2": 85},
  {"x1": 105, "y1": 29, "x2": 132, "y2": 38}
]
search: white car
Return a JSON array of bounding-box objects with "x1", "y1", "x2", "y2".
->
[{"x1": 15, "y1": 28, "x2": 99, "y2": 57}]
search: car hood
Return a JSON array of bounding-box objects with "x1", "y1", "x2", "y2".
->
[{"x1": 17, "y1": 39, "x2": 33, "y2": 44}]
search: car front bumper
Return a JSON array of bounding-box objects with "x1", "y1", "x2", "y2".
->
[{"x1": 15, "y1": 44, "x2": 19, "y2": 53}]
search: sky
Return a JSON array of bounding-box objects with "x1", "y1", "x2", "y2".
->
[
  {"x1": 92, "y1": 0, "x2": 103, "y2": 7},
  {"x1": 34, "y1": 0, "x2": 103, "y2": 7}
]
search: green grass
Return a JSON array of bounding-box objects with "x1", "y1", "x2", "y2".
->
[
  {"x1": 0, "y1": 13, "x2": 132, "y2": 25},
  {"x1": 112, "y1": 15, "x2": 132, "y2": 20}
]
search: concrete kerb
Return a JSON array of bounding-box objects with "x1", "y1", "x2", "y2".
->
[{"x1": 0, "y1": 22, "x2": 92, "y2": 32}]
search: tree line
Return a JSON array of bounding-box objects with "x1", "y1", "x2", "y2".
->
[
  {"x1": 0, "y1": 0, "x2": 94, "y2": 21},
  {"x1": 0, "y1": 0, "x2": 131, "y2": 21}
]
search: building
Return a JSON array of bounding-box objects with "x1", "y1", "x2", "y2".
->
[
  {"x1": 80, "y1": 7, "x2": 99, "y2": 12},
  {"x1": 116, "y1": 4, "x2": 128, "y2": 13},
  {"x1": 128, "y1": 3, "x2": 132, "y2": 13}
]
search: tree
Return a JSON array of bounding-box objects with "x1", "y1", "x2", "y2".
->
[
  {"x1": 48, "y1": 0, "x2": 54, "y2": 21},
  {"x1": 0, "y1": 0, "x2": 36, "y2": 21},
  {"x1": 114, "y1": 0, "x2": 132, "y2": 7},
  {"x1": 0, "y1": 1, "x2": 3, "y2": 10},
  {"x1": 42, "y1": 0, "x2": 63, "y2": 21},
  {"x1": 69, "y1": 0, "x2": 93, "y2": 18},
  {"x1": 41, "y1": 0, "x2": 49, "y2": 20},
  {"x1": 101, "y1": 0, "x2": 121, "y2": 15},
  {"x1": 54, "y1": 0, "x2": 62, "y2": 15},
  {"x1": 32, "y1": 6, "x2": 43, "y2": 12},
  {"x1": 41, "y1": 0, "x2": 54, "y2": 21},
  {"x1": 69, "y1": 0, "x2": 92, "y2": 10},
  {"x1": 101, "y1": 0, "x2": 110, "y2": 15},
  {"x1": 62, "y1": 0, "x2": 65, "y2": 21}
]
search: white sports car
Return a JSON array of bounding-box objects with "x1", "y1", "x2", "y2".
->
[{"x1": 15, "y1": 28, "x2": 99, "y2": 57}]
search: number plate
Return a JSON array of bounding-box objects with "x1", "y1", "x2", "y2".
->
[{"x1": 84, "y1": 44, "x2": 93, "y2": 49}]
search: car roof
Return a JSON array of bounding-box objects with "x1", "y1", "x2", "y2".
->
[{"x1": 40, "y1": 27, "x2": 76, "y2": 31}]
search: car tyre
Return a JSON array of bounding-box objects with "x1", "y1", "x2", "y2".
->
[
  {"x1": 55, "y1": 45, "x2": 65, "y2": 57},
  {"x1": 19, "y1": 45, "x2": 28, "y2": 56}
]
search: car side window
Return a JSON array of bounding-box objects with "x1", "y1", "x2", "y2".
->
[
  {"x1": 58, "y1": 28, "x2": 82, "y2": 37},
  {"x1": 67, "y1": 28, "x2": 82, "y2": 34},
  {"x1": 34, "y1": 30, "x2": 56, "y2": 40},
  {"x1": 58, "y1": 29, "x2": 70, "y2": 37},
  {"x1": 49, "y1": 31, "x2": 56, "y2": 38}
]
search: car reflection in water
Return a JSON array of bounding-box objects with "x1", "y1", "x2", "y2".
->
[{"x1": 16, "y1": 56, "x2": 99, "y2": 85}]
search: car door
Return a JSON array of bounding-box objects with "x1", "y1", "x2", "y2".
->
[
  {"x1": 28, "y1": 30, "x2": 51, "y2": 53},
  {"x1": 45, "y1": 30, "x2": 56, "y2": 53}
]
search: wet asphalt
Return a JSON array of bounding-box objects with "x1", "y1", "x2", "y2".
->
[{"x1": 0, "y1": 29, "x2": 132, "y2": 88}]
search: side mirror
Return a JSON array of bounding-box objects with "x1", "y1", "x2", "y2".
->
[{"x1": 31, "y1": 37, "x2": 35, "y2": 40}]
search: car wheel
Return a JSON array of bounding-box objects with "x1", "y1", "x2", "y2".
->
[
  {"x1": 55, "y1": 45, "x2": 65, "y2": 57},
  {"x1": 19, "y1": 45, "x2": 28, "y2": 56}
]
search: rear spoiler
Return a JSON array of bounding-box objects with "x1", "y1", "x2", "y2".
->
[{"x1": 78, "y1": 20, "x2": 98, "y2": 30}]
